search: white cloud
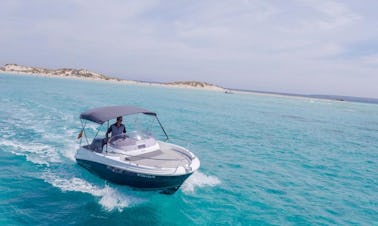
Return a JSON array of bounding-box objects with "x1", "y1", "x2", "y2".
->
[
  {"x1": 360, "y1": 54, "x2": 378, "y2": 67},
  {"x1": 0, "y1": 0, "x2": 378, "y2": 97},
  {"x1": 307, "y1": 0, "x2": 360, "y2": 30}
]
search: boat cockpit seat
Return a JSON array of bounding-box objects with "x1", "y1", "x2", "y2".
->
[{"x1": 90, "y1": 138, "x2": 105, "y2": 153}]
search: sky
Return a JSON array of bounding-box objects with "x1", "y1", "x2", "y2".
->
[{"x1": 1, "y1": 0, "x2": 378, "y2": 98}]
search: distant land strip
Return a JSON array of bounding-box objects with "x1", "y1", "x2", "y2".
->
[
  {"x1": 230, "y1": 88, "x2": 378, "y2": 104},
  {"x1": 1, "y1": 63, "x2": 377, "y2": 104},
  {"x1": 0, "y1": 64, "x2": 225, "y2": 91}
]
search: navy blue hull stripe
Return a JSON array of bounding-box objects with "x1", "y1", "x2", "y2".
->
[{"x1": 77, "y1": 159, "x2": 191, "y2": 190}]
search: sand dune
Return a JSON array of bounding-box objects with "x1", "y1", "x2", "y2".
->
[{"x1": 0, "y1": 64, "x2": 225, "y2": 92}]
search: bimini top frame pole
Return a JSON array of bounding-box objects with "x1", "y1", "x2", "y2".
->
[
  {"x1": 154, "y1": 115, "x2": 169, "y2": 141},
  {"x1": 78, "y1": 119, "x2": 89, "y2": 145}
]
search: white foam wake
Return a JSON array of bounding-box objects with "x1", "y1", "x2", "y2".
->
[
  {"x1": 60, "y1": 142, "x2": 78, "y2": 162},
  {"x1": 41, "y1": 172, "x2": 141, "y2": 211},
  {"x1": 0, "y1": 139, "x2": 62, "y2": 166},
  {"x1": 181, "y1": 171, "x2": 221, "y2": 193}
]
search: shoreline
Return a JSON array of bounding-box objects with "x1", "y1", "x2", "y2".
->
[
  {"x1": 0, "y1": 70, "x2": 226, "y2": 92},
  {"x1": 2, "y1": 70, "x2": 377, "y2": 105},
  {"x1": 0, "y1": 71, "x2": 343, "y2": 103}
]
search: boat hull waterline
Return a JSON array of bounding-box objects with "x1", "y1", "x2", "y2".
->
[
  {"x1": 76, "y1": 159, "x2": 192, "y2": 193},
  {"x1": 75, "y1": 143, "x2": 200, "y2": 194}
]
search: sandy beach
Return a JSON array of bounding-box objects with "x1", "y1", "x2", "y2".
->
[{"x1": 0, "y1": 64, "x2": 226, "y2": 92}]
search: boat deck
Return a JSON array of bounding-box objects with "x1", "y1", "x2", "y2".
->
[
  {"x1": 123, "y1": 146, "x2": 192, "y2": 168},
  {"x1": 85, "y1": 138, "x2": 194, "y2": 169}
]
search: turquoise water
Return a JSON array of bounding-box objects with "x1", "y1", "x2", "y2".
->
[{"x1": 0, "y1": 74, "x2": 377, "y2": 225}]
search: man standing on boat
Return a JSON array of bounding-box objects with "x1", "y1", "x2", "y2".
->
[{"x1": 105, "y1": 116, "x2": 126, "y2": 142}]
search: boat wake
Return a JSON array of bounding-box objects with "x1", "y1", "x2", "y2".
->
[
  {"x1": 0, "y1": 139, "x2": 62, "y2": 166},
  {"x1": 181, "y1": 171, "x2": 221, "y2": 193},
  {"x1": 0, "y1": 132, "x2": 143, "y2": 212},
  {"x1": 41, "y1": 171, "x2": 143, "y2": 211}
]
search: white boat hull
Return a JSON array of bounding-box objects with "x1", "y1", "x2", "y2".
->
[{"x1": 75, "y1": 141, "x2": 200, "y2": 193}]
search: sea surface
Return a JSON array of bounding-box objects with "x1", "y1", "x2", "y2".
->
[{"x1": 0, "y1": 73, "x2": 377, "y2": 225}]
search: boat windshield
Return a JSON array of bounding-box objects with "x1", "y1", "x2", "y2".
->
[
  {"x1": 108, "y1": 131, "x2": 156, "y2": 151},
  {"x1": 126, "y1": 131, "x2": 152, "y2": 141}
]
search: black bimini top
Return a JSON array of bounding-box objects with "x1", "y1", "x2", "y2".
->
[{"x1": 80, "y1": 105, "x2": 156, "y2": 124}]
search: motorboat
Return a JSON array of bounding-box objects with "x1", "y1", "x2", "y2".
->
[{"x1": 75, "y1": 106, "x2": 200, "y2": 194}]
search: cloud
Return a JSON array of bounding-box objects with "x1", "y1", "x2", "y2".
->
[
  {"x1": 360, "y1": 54, "x2": 378, "y2": 67},
  {"x1": 304, "y1": 0, "x2": 360, "y2": 30},
  {"x1": 0, "y1": 0, "x2": 378, "y2": 97}
]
